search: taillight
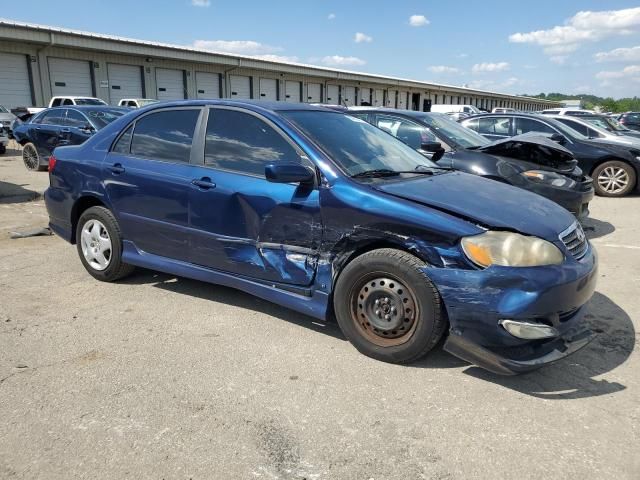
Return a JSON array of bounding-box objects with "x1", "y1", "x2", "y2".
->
[{"x1": 48, "y1": 155, "x2": 57, "y2": 172}]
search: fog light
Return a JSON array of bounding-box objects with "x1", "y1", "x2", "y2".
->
[{"x1": 499, "y1": 319, "x2": 559, "y2": 340}]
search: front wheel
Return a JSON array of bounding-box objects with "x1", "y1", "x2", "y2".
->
[
  {"x1": 593, "y1": 160, "x2": 636, "y2": 197},
  {"x1": 76, "y1": 206, "x2": 135, "y2": 282},
  {"x1": 333, "y1": 248, "x2": 447, "y2": 364}
]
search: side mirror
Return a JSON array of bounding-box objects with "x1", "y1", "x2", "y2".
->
[
  {"x1": 420, "y1": 141, "x2": 445, "y2": 161},
  {"x1": 550, "y1": 133, "x2": 566, "y2": 144},
  {"x1": 265, "y1": 163, "x2": 315, "y2": 185}
]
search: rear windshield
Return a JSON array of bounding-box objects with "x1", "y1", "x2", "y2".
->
[
  {"x1": 86, "y1": 109, "x2": 126, "y2": 129},
  {"x1": 75, "y1": 98, "x2": 106, "y2": 106}
]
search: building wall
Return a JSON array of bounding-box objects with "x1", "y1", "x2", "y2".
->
[{"x1": 0, "y1": 38, "x2": 560, "y2": 111}]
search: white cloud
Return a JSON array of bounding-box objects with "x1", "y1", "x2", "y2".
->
[
  {"x1": 409, "y1": 15, "x2": 429, "y2": 27},
  {"x1": 428, "y1": 65, "x2": 461, "y2": 74},
  {"x1": 471, "y1": 62, "x2": 510, "y2": 73},
  {"x1": 595, "y1": 45, "x2": 640, "y2": 63},
  {"x1": 253, "y1": 54, "x2": 300, "y2": 63},
  {"x1": 550, "y1": 55, "x2": 569, "y2": 65},
  {"x1": 509, "y1": 7, "x2": 640, "y2": 59},
  {"x1": 191, "y1": 0, "x2": 210, "y2": 6},
  {"x1": 596, "y1": 65, "x2": 640, "y2": 81},
  {"x1": 320, "y1": 55, "x2": 366, "y2": 67},
  {"x1": 193, "y1": 40, "x2": 282, "y2": 55},
  {"x1": 327, "y1": 13, "x2": 336, "y2": 20},
  {"x1": 354, "y1": 32, "x2": 373, "y2": 43}
]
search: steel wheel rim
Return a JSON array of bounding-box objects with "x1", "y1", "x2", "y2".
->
[
  {"x1": 350, "y1": 274, "x2": 418, "y2": 347},
  {"x1": 23, "y1": 144, "x2": 39, "y2": 170},
  {"x1": 598, "y1": 166, "x2": 629, "y2": 194},
  {"x1": 80, "y1": 219, "x2": 112, "y2": 271}
]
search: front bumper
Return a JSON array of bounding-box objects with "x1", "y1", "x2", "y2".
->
[
  {"x1": 520, "y1": 176, "x2": 594, "y2": 220},
  {"x1": 425, "y1": 245, "x2": 598, "y2": 375}
]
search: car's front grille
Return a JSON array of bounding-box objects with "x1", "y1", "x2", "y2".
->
[{"x1": 560, "y1": 222, "x2": 588, "y2": 260}]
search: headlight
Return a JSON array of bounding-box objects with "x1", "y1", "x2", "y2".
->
[
  {"x1": 522, "y1": 170, "x2": 576, "y2": 188},
  {"x1": 461, "y1": 231, "x2": 564, "y2": 267}
]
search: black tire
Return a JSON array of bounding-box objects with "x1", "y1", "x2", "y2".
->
[
  {"x1": 22, "y1": 142, "x2": 47, "y2": 171},
  {"x1": 592, "y1": 160, "x2": 636, "y2": 197},
  {"x1": 333, "y1": 248, "x2": 447, "y2": 364},
  {"x1": 75, "y1": 206, "x2": 135, "y2": 282}
]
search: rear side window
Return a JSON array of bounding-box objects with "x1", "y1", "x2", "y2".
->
[
  {"x1": 513, "y1": 118, "x2": 555, "y2": 135},
  {"x1": 131, "y1": 109, "x2": 200, "y2": 163},
  {"x1": 50, "y1": 98, "x2": 62, "y2": 107},
  {"x1": 63, "y1": 99, "x2": 74, "y2": 106},
  {"x1": 65, "y1": 110, "x2": 88, "y2": 127},
  {"x1": 112, "y1": 125, "x2": 133, "y2": 154},
  {"x1": 204, "y1": 109, "x2": 299, "y2": 176},
  {"x1": 555, "y1": 119, "x2": 588, "y2": 136}
]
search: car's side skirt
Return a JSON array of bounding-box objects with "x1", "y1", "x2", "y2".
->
[{"x1": 121, "y1": 240, "x2": 330, "y2": 321}]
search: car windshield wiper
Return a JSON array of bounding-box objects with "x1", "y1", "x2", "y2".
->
[{"x1": 351, "y1": 169, "x2": 400, "y2": 178}]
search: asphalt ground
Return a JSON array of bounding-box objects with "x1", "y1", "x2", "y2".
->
[{"x1": 1, "y1": 145, "x2": 638, "y2": 479}]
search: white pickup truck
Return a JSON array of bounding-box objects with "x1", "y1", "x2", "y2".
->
[{"x1": 25, "y1": 96, "x2": 108, "y2": 116}]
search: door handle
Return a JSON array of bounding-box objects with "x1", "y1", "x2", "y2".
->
[
  {"x1": 60, "y1": 128, "x2": 71, "y2": 133},
  {"x1": 191, "y1": 177, "x2": 216, "y2": 190},
  {"x1": 110, "y1": 163, "x2": 125, "y2": 174}
]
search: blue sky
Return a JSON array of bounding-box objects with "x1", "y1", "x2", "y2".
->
[{"x1": 7, "y1": 1, "x2": 640, "y2": 98}]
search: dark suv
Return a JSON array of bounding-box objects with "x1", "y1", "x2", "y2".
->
[
  {"x1": 461, "y1": 113, "x2": 640, "y2": 197},
  {"x1": 617, "y1": 112, "x2": 640, "y2": 132}
]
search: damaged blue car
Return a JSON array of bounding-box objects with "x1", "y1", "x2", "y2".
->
[{"x1": 44, "y1": 100, "x2": 598, "y2": 375}]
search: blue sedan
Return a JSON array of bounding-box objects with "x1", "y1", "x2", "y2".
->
[
  {"x1": 44, "y1": 100, "x2": 598, "y2": 375},
  {"x1": 13, "y1": 105, "x2": 129, "y2": 171}
]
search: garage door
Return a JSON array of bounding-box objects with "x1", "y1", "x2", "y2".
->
[
  {"x1": 306, "y1": 83, "x2": 321, "y2": 103},
  {"x1": 108, "y1": 64, "x2": 143, "y2": 104},
  {"x1": 397, "y1": 91, "x2": 408, "y2": 109},
  {"x1": 284, "y1": 81, "x2": 301, "y2": 103},
  {"x1": 259, "y1": 78, "x2": 277, "y2": 101},
  {"x1": 359, "y1": 87, "x2": 371, "y2": 105},
  {"x1": 0, "y1": 52, "x2": 32, "y2": 108},
  {"x1": 326, "y1": 84, "x2": 340, "y2": 104},
  {"x1": 229, "y1": 75, "x2": 251, "y2": 99},
  {"x1": 343, "y1": 86, "x2": 356, "y2": 106},
  {"x1": 49, "y1": 58, "x2": 93, "y2": 97},
  {"x1": 196, "y1": 72, "x2": 221, "y2": 99},
  {"x1": 373, "y1": 89, "x2": 384, "y2": 107},
  {"x1": 156, "y1": 68, "x2": 185, "y2": 100},
  {"x1": 386, "y1": 90, "x2": 397, "y2": 108}
]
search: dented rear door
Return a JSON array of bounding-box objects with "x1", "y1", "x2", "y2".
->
[{"x1": 188, "y1": 107, "x2": 321, "y2": 286}]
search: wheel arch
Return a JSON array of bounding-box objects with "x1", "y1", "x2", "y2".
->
[{"x1": 70, "y1": 195, "x2": 107, "y2": 244}]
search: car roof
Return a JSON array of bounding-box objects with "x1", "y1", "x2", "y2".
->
[
  {"x1": 462, "y1": 112, "x2": 550, "y2": 120},
  {"x1": 139, "y1": 99, "x2": 332, "y2": 114}
]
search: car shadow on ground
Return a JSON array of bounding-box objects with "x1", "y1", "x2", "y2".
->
[
  {"x1": 582, "y1": 216, "x2": 615, "y2": 240},
  {"x1": 0, "y1": 180, "x2": 41, "y2": 204},
  {"x1": 458, "y1": 292, "x2": 634, "y2": 399},
  {"x1": 120, "y1": 269, "x2": 347, "y2": 341}
]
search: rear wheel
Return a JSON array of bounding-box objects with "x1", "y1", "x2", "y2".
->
[
  {"x1": 76, "y1": 206, "x2": 135, "y2": 282},
  {"x1": 593, "y1": 160, "x2": 636, "y2": 197},
  {"x1": 22, "y1": 142, "x2": 46, "y2": 171},
  {"x1": 333, "y1": 248, "x2": 447, "y2": 364}
]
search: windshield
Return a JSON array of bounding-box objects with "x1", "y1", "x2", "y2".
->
[
  {"x1": 546, "y1": 117, "x2": 589, "y2": 140},
  {"x1": 86, "y1": 109, "x2": 126, "y2": 129},
  {"x1": 417, "y1": 113, "x2": 490, "y2": 148},
  {"x1": 75, "y1": 98, "x2": 107, "y2": 106},
  {"x1": 282, "y1": 111, "x2": 438, "y2": 176}
]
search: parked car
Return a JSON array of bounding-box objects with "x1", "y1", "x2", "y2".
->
[
  {"x1": 13, "y1": 106, "x2": 128, "y2": 171},
  {"x1": 430, "y1": 104, "x2": 482, "y2": 115},
  {"x1": 561, "y1": 113, "x2": 640, "y2": 140},
  {"x1": 550, "y1": 115, "x2": 640, "y2": 147},
  {"x1": 349, "y1": 108, "x2": 593, "y2": 219},
  {"x1": 117, "y1": 98, "x2": 160, "y2": 108},
  {"x1": 45, "y1": 100, "x2": 597, "y2": 375},
  {"x1": 0, "y1": 104, "x2": 17, "y2": 142},
  {"x1": 617, "y1": 112, "x2": 640, "y2": 132},
  {"x1": 461, "y1": 113, "x2": 640, "y2": 197}
]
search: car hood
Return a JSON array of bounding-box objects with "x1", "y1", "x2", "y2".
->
[
  {"x1": 373, "y1": 171, "x2": 575, "y2": 240},
  {"x1": 475, "y1": 133, "x2": 578, "y2": 172}
]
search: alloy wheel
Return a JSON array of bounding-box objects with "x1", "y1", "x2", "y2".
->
[
  {"x1": 597, "y1": 166, "x2": 629, "y2": 194},
  {"x1": 23, "y1": 144, "x2": 39, "y2": 171},
  {"x1": 80, "y1": 219, "x2": 112, "y2": 271}
]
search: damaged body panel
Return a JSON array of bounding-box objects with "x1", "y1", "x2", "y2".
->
[{"x1": 46, "y1": 100, "x2": 598, "y2": 375}]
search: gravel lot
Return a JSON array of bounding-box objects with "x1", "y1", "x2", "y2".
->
[{"x1": 1, "y1": 145, "x2": 638, "y2": 479}]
